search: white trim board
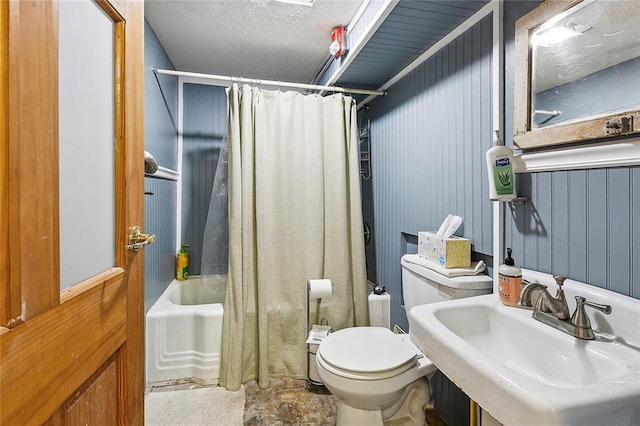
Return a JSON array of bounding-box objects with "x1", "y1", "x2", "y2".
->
[
  {"x1": 175, "y1": 76, "x2": 185, "y2": 253},
  {"x1": 514, "y1": 138, "x2": 640, "y2": 173},
  {"x1": 347, "y1": 0, "x2": 372, "y2": 33},
  {"x1": 491, "y1": 0, "x2": 504, "y2": 294}
]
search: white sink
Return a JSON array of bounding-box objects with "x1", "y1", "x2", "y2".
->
[{"x1": 409, "y1": 270, "x2": 640, "y2": 426}]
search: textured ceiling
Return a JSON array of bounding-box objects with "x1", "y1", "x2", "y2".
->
[{"x1": 144, "y1": 0, "x2": 364, "y2": 83}]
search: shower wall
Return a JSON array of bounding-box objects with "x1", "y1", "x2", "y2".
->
[
  {"x1": 144, "y1": 20, "x2": 178, "y2": 312},
  {"x1": 181, "y1": 84, "x2": 227, "y2": 275}
]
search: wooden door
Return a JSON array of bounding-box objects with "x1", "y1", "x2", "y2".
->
[{"x1": 1, "y1": 0, "x2": 145, "y2": 424}]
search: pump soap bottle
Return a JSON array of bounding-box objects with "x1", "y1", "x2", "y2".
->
[
  {"x1": 176, "y1": 244, "x2": 189, "y2": 281},
  {"x1": 498, "y1": 248, "x2": 522, "y2": 306},
  {"x1": 486, "y1": 130, "x2": 516, "y2": 200}
]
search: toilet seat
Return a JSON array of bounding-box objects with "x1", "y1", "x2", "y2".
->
[{"x1": 317, "y1": 327, "x2": 420, "y2": 381}]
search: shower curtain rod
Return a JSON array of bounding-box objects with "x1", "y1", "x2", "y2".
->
[{"x1": 153, "y1": 68, "x2": 386, "y2": 97}]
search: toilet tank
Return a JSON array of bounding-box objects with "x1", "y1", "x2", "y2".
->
[{"x1": 401, "y1": 254, "x2": 493, "y2": 315}]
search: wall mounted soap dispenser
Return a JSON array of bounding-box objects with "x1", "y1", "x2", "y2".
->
[{"x1": 486, "y1": 130, "x2": 517, "y2": 200}]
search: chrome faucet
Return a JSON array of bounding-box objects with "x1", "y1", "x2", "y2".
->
[
  {"x1": 516, "y1": 281, "x2": 546, "y2": 308},
  {"x1": 519, "y1": 276, "x2": 612, "y2": 340},
  {"x1": 534, "y1": 275, "x2": 570, "y2": 320},
  {"x1": 571, "y1": 296, "x2": 612, "y2": 339},
  {"x1": 517, "y1": 275, "x2": 570, "y2": 319}
]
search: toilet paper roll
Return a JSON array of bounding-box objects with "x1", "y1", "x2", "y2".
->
[{"x1": 308, "y1": 279, "x2": 332, "y2": 299}]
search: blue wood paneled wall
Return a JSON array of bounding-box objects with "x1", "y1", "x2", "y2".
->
[
  {"x1": 506, "y1": 168, "x2": 640, "y2": 298},
  {"x1": 144, "y1": 20, "x2": 178, "y2": 170},
  {"x1": 318, "y1": 1, "x2": 490, "y2": 89},
  {"x1": 144, "y1": 177, "x2": 177, "y2": 312},
  {"x1": 503, "y1": 1, "x2": 640, "y2": 300},
  {"x1": 367, "y1": 15, "x2": 494, "y2": 332},
  {"x1": 340, "y1": 1, "x2": 490, "y2": 89},
  {"x1": 181, "y1": 83, "x2": 227, "y2": 275},
  {"x1": 144, "y1": 20, "x2": 178, "y2": 312}
]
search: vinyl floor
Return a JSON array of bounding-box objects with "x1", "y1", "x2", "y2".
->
[{"x1": 145, "y1": 378, "x2": 446, "y2": 425}]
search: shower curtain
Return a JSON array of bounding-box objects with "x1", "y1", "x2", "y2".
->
[
  {"x1": 219, "y1": 83, "x2": 368, "y2": 390},
  {"x1": 200, "y1": 134, "x2": 229, "y2": 302}
]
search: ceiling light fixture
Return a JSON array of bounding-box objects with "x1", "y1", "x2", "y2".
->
[{"x1": 273, "y1": 0, "x2": 314, "y2": 6}]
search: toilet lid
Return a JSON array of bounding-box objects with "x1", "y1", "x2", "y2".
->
[{"x1": 317, "y1": 327, "x2": 417, "y2": 374}]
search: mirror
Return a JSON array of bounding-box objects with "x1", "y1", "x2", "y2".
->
[{"x1": 514, "y1": 0, "x2": 640, "y2": 149}]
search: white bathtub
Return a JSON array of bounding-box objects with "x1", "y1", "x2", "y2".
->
[{"x1": 146, "y1": 275, "x2": 226, "y2": 386}]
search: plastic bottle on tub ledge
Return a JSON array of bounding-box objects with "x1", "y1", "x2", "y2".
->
[
  {"x1": 486, "y1": 130, "x2": 517, "y2": 200},
  {"x1": 176, "y1": 244, "x2": 189, "y2": 281}
]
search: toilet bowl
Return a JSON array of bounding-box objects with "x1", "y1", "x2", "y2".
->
[
  {"x1": 316, "y1": 327, "x2": 436, "y2": 425},
  {"x1": 316, "y1": 254, "x2": 494, "y2": 425}
]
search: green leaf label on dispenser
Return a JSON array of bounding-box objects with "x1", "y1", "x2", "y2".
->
[{"x1": 493, "y1": 157, "x2": 514, "y2": 195}]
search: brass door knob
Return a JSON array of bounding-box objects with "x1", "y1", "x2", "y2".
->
[{"x1": 126, "y1": 226, "x2": 156, "y2": 251}]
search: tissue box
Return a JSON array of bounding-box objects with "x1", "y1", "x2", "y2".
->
[{"x1": 418, "y1": 232, "x2": 471, "y2": 268}]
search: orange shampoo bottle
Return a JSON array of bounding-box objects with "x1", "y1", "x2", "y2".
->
[{"x1": 498, "y1": 248, "x2": 522, "y2": 306}]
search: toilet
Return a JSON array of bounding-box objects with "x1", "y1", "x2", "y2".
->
[{"x1": 316, "y1": 254, "x2": 493, "y2": 425}]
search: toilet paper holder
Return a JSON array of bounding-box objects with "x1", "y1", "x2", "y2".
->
[
  {"x1": 306, "y1": 279, "x2": 333, "y2": 387},
  {"x1": 306, "y1": 279, "x2": 333, "y2": 330}
]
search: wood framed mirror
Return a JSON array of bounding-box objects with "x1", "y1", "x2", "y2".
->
[{"x1": 513, "y1": 0, "x2": 640, "y2": 150}]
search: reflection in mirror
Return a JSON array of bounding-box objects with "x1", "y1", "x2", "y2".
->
[
  {"x1": 514, "y1": 0, "x2": 640, "y2": 149},
  {"x1": 531, "y1": 0, "x2": 640, "y2": 129}
]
